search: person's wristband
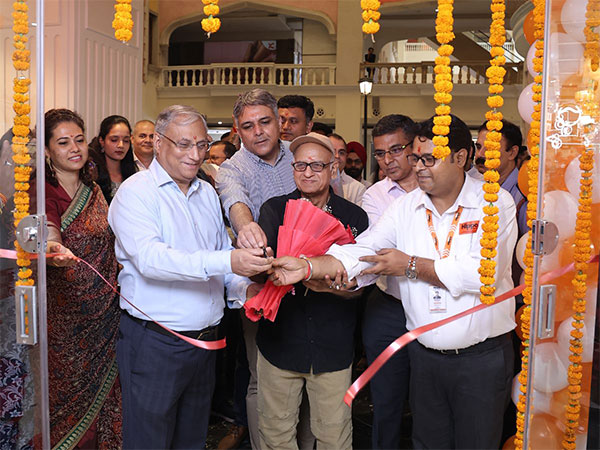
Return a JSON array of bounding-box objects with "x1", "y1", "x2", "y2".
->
[{"x1": 299, "y1": 255, "x2": 313, "y2": 281}]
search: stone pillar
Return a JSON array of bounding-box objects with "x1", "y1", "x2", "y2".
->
[{"x1": 334, "y1": 0, "x2": 363, "y2": 142}]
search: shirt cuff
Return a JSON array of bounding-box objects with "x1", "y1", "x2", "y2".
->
[
  {"x1": 326, "y1": 244, "x2": 377, "y2": 289},
  {"x1": 205, "y1": 250, "x2": 232, "y2": 276},
  {"x1": 226, "y1": 276, "x2": 252, "y2": 308},
  {"x1": 434, "y1": 257, "x2": 480, "y2": 298}
]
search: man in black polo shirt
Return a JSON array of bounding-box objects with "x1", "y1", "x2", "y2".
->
[{"x1": 256, "y1": 132, "x2": 368, "y2": 449}]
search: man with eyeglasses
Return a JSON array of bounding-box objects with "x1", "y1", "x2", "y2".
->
[
  {"x1": 215, "y1": 88, "x2": 297, "y2": 449},
  {"x1": 360, "y1": 114, "x2": 418, "y2": 449},
  {"x1": 270, "y1": 115, "x2": 518, "y2": 450},
  {"x1": 108, "y1": 105, "x2": 271, "y2": 449},
  {"x1": 328, "y1": 134, "x2": 366, "y2": 205},
  {"x1": 255, "y1": 132, "x2": 368, "y2": 449}
]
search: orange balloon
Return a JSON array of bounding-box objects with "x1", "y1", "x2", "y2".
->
[
  {"x1": 558, "y1": 237, "x2": 597, "y2": 276},
  {"x1": 518, "y1": 160, "x2": 529, "y2": 198},
  {"x1": 554, "y1": 273, "x2": 580, "y2": 322},
  {"x1": 524, "y1": 11, "x2": 535, "y2": 45},
  {"x1": 529, "y1": 413, "x2": 562, "y2": 450},
  {"x1": 550, "y1": 386, "x2": 590, "y2": 434},
  {"x1": 514, "y1": 304, "x2": 527, "y2": 341},
  {"x1": 502, "y1": 435, "x2": 517, "y2": 450},
  {"x1": 591, "y1": 203, "x2": 600, "y2": 251}
]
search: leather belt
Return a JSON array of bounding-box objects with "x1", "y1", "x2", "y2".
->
[{"x1": 125, "y1": 311, "x2": 219, "y2": 340}]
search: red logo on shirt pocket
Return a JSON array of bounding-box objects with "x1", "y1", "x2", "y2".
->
[{"x1": 459, "y1": 221, "x2": 479, "y2": 234}]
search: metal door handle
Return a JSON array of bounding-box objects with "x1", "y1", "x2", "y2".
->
[{"x1": 537, "y1": 284, "x2": 556, "y2": 339}]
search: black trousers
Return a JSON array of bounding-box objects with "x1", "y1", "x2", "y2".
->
[
  {"x1": 362, "y1": 286, "x2": 411, "y2": 449},
  {"x1": 408, "y1": 333, "x2": 514, "y2": 450},
  {"x1": 117, "y1": 312, "x2": 217, "y2": 449}
]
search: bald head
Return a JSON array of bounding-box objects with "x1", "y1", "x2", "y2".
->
[{"x1": 132, "y1": 120, "x2": 155, "y2": 168}]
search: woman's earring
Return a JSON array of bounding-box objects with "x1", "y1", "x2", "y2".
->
[{"x1": 46, "y1": 156, "x2": 56, "y2": 176}]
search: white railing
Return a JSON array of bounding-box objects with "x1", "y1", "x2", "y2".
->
[
  {"x1": 360, "y1": 61, "x2": 523, "y2": 85},
  {"x1": 162, "y1": 63, "x2": 336, "y2": 88}
]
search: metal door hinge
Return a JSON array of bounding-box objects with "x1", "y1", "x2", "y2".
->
[
  {"x1": 531, "y1": 219, "x2": 559, "y2": 256},
  {"x1": 15, "y1": 214, "x2": 46, "y2": 253}
]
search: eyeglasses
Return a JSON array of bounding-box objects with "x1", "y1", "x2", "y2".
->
[
  {"x1": 157, "y1": 132, "x2": 209, "y2": 152},
  {"x1": 291, "y1": 161, "x2": 333, "y2": 172},
  {"x1": 406, "y1": 153, "x2": 438, "y2": 167},
  {"x1": 373, "y1": 142, "x2": 412, "y2": 160}
]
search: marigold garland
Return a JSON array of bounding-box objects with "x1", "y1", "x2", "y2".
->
[
  {"x1": 432, "y1": 0, "x2": 455, "y2": 160},
  {"x1": 201, "y1": 0, "x2": 221, "y2": 36},
  {"x1": 584, "y1": 0, "x2": 600, "y2": 71},
  {"x1": 515, "y1": 1, "x2": 544, "y2": 449},
  {"x1": 112, "y1": 0, "x2": 133, "y2": 43},
  {"x1": 12, "y1": 0, "x2": 34, "y2": 287},
  {"x1": 477, "y1": 0, "x2": 506, "y2": 306},
  {"x1": 361, "y1": 0, "x2": 381, "y2": 37}
]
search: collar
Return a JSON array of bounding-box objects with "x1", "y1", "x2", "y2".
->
[
  {"x1": 382, "y1": 177, "x2": 406, "y2": 194},
  {"x1": 241, "y1": 140, "x2": 288, "y2": 166},
  {"x1": 149, "y1": 159, "x2": 201, "y2": 195},
  {"x1": 501, "y1": 167, "x2": 519, "y2": 190},
  {"x1": 415, "y1": 172, "x2": 480, "y2": 215}
]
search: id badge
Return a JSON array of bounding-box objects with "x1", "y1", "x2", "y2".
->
[{"x1": 429, "y1": 286, "x2": 447, "y2": 313}]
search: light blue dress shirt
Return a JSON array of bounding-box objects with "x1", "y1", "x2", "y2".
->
[
  {"x1": 108, "y1": 159, "x2": 250, "y2": 331},
  {"x1": 215, "y1": 141, "x2": 296, "y2": 223}
]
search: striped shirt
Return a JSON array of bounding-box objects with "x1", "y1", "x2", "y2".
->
[{"x1": 215, "y1": 141, "x2": 296, "y2": 223}]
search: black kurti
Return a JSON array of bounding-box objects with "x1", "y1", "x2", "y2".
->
[{"x1": 256, "y1": 189, "x2": 369, "y2": 374}]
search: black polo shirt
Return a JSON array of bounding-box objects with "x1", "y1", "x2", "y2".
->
[{"x1": 256, "y1": 189, "x2": 369, "y2": 374}]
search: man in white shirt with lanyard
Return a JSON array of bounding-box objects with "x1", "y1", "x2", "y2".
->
[
  {"x1": 270, "y1": 115, "x2": 518, "y2": 449},
  {"x1": 360, "y1": 114, "x2": 418, "y2": 449}
]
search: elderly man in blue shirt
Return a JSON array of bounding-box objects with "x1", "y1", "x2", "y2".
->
[{"x1": 108, "y1": 104, "x2": 270, "y2": 449}]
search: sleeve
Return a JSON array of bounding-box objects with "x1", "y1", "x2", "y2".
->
[
  {"x1": 517, "y1": 199, "x2": 529, "y2": 237},
  {"x1": 434, "y1": 192, "x2": 518, "y2": 298},
  {"x1": 361, "y1": 186, "x2": 383, "y2": 227},
  {"x1": 44, "y1": 184, "x2": 62, "y2": 228},
  {"x1": 215, "y1": 159, "x2": 253, "y2": 222},
  {"x1": 327, "y1": 202, "x2": 399, "y2": 287},
  {"x1": 108, "y1": 184, "x2": 233, "y2": 282}
]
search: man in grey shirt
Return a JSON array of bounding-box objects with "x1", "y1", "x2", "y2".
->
[{"x1": 216, "y1": 89, "x2": 296, "y2": 448}]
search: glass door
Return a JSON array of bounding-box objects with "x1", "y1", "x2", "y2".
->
[
  {"x1": 523, "y1": 0, "x2": 599, "y2": 448},
  {"x1": 1, "y1": 0, "x2": 50, "y2": 447}
]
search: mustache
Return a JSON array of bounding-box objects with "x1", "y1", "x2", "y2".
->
[{"x1": 474, "y1": 157, "x2": 486, "y2": 166}]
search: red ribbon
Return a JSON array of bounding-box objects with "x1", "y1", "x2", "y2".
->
[
  {"x1": 0, "y1": 249, "x2": 226, "y2": 350},
  {"x1": 344, "y1": 254, "x2": 600, "y2": 406}
]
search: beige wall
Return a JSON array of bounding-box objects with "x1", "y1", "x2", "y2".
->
[
  {"x1": 1, "y1": 0, "x2": 143, "y2": 137},
  {"x1": 302, "y1": 20, "x2": 336, "y2": 65}
]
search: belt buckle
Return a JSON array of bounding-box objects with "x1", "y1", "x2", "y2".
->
[
  {"x1": 440, "y1": 348, "x2": 459, "y2": 355},
  {"x1": 196, "y1": 327, "x2": 212, "y2": 340}
]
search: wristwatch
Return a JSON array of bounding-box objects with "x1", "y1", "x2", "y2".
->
[{"x1": 405, "y1": 255, "x2": 418, "y2": 280}]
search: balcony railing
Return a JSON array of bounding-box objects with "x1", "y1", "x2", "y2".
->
[
  {"x1": 162, "y1": 63, "x2": 336, "y2": 88},
  {"x1": 360, "y1": 61, "x2": 523, "y2": 85},
  {"x1": 160, "y1": 61, "x2": 523, "y2": 89}
]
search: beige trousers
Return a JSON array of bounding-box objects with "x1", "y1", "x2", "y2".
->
[{"x1": 257, "y1": 350, "x2": 352, "y2": 450}]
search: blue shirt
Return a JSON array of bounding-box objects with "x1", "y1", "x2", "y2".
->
[
  {"x1": 215, "y1": 141, "x2": 296, "y2": 223},
  {"x1": 502, "y1": 167, "x2": 528, "y2": 237},
  {"x1": 108, "y1": 159, "x2": 250, "y2": 331}
]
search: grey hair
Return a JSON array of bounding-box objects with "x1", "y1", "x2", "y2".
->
[
  {"x1": 232, "y1": 89, "x2": 278, "y2": 122},
  {"x1": 155, "y1": 105, "x2": 207, "y2": 135}
]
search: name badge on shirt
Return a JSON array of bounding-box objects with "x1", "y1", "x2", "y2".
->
[
  {"x1": 459, "y1": 221, "x2": 479, "y2": 234},
  {"x1": 429, "y1": 286, "x2": 447, "y2": 313}
]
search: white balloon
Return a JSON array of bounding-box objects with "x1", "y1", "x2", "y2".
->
[
  {"x1": 565, "y1": 151, "x2": 600, "y2": 204},
  {"x1": 557, "y1": 316, "x2": 595, "y2": 363},
  {"x1": 540, "y1": 243, "x2": 562, "y2": 273},
  {"x1": 561, "y1": 0, "x2": 587, "y2": 43},
  {"x1": 511, "y1": 374, "x2": 553, "y2": 413},
  {"x1": 516, "y1": 234, "x2": 528, "y2": 270},
  {"x1": 532, "y1": 342, "x2": 569, "y2": 393},
  {"x1": 543, "y1": 190, "x2": 579, "y2": 241},
  {"x1": 518, "y1": 83, "x2": 535, "y2": 124},
  {"x1": 549, "y1": 32, "x2": 584, "y2": 82},
  {"x1": 527, "y1": 41, "x2": 540, "y2": 76}
]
